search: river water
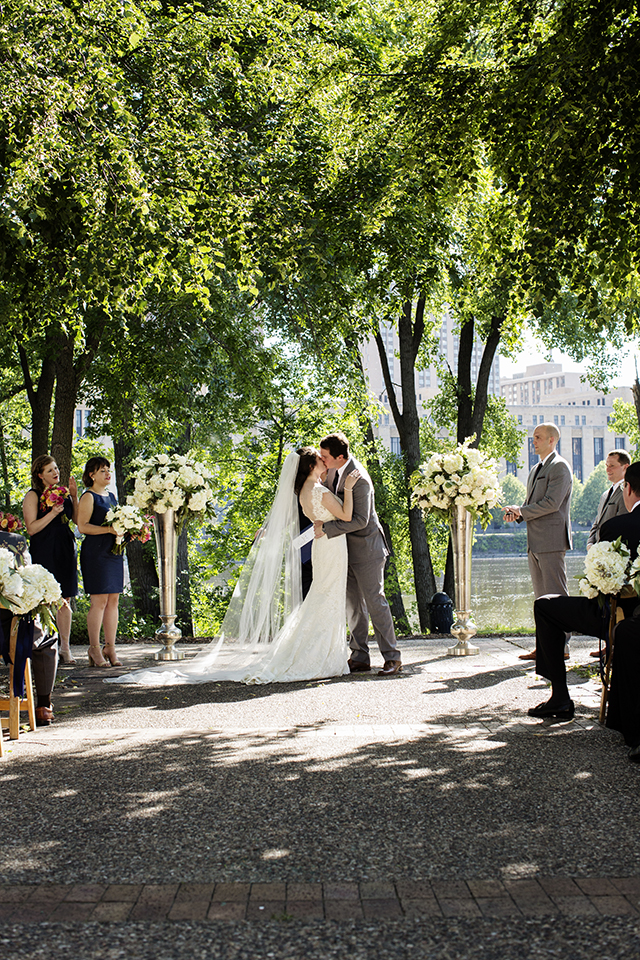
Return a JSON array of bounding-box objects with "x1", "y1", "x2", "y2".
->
[{"x1": 407, "y1": 553, "x2": 587, "y2": 633}]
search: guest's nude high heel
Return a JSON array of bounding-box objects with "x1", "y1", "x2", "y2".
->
[
  {"x1": 103, "y1": 645, "x2": 122, "y2": 667},
  {"x1": 88, "y1": 646, "x2": 109, "y2": 668},
  {"x1": 59, "y1": 645, "x2": 77, "y2": 665}
]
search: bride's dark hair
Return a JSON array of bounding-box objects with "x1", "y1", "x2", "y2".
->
[{"x1": 294, "y1": 447, "x2": 319, "y2": 496}]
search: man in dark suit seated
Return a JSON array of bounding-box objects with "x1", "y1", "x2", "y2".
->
[
  {"x1": 606, "y1": 613, "x2": 640, "y2": 762},
  {"x1": 527, "y1": 461, "x2": 640, "y2": 721},
  {"x1": 0, "y1": 529, "x2": 59, "y2": 726}
]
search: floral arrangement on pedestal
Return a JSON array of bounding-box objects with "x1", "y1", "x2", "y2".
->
[
  {"x1": 410, "y1": 439, "x2": 502, "y2": 528},
  {"x1": 0, "y1": 547, "x2": 62, "y2": 630},
  {"x1": 0, "y1": 511, "x2": 22, "y2": 532},
  {"x1": 579, "y1": 538, "x2": 633, "y2": 603},
  {"x1": 104, "y1": 504, "x2": 152, "y2": 555},
  {"x1": 128, "y1": 452, "x2": 215, "y2": 534}
]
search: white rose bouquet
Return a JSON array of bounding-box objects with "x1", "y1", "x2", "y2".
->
[
  {"x1": 128, "y1": 452, "x2": 215, "y2": 534},
  {"x1": 0, "y1": 546, "x2": 62, "y2": 631},
  {"x1": 411, "y1": 439, "x2": 502, "y2": 528},
  {"x1": 578, "y1": 537, "x2": 632, "y2": 603},
  {"x1": 104, "y1": 504, "x2": 152, "y2": 555}
]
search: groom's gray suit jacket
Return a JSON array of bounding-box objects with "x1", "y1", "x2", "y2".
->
[{"x1": 322, "y1": 458, "x2": 387, "y2": 560}]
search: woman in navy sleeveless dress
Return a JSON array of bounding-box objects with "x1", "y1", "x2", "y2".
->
[
  {"x1": 23, "y1": 456, "x2": 79, "y2": 664},
  {"x1": 78, "y1": 457, "x2": 124, "y2": 668}
]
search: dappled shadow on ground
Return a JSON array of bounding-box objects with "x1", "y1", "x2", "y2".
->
[{"x1": 1, "y1": 701, "x2": 635, "y2": 887}]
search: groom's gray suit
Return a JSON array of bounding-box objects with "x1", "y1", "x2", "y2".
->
[{"x1": 322, "y1": 458, "x2": 400, "y2": 666}]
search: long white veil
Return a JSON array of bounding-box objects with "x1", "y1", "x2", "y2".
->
[{"x1": 108, "y1": 451, "x2": 302, "y2": 685}]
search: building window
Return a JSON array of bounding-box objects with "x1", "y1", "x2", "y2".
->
[
  {"x1": 615, "y1": 437, "x2": 626, "y2": 450},
  {"x1": 518, "y1": 415, "x2": 523, "y2": 424},
  {"x1": 582, "y1": 416, "x2": 586, "y2": 425},
  {"x1": 506, "y1": 461, "x2": 517, "y2": 476},
  {"x1": 554, "y1": 415, "x2": 559, "y2": 426},
  {"x1": 75, "y1": 409, "x2": 83, "y2": 437},
  {"x1": 528, "y1": 438, "x2": 537, "y2": 470},
  {"x1": 572, "y1": 437, "x2": 583, "y2": 482},
  {"x1": 560, "y1": 415, "x2": 565, "y2": 425},
  {"x1": 533, "y1": 415, "x2": 537, "y2": 426},
  {"x1": 594, "y1": 437, "x2": 604, "y2": 466},
  {"x1": 575, "y1": 416, "x2": 580, "y2": 425},
  {"x1": 390, "y1": 437, "x2": 402, "y2": 456}
]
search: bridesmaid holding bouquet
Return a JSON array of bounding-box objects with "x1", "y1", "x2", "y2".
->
[
  {"x1": 78, "y1": 457, "x2": 124, "y2": 667},
  {"x1": 23, "y1": 455, "x2": 79, "y2": 664}
]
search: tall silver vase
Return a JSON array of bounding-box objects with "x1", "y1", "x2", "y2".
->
[
  {"x1": 153, "y1": 508, "x2": 184, "y2": 661},
  {"x1": 447, "y1": 503, "x2": 479, "y2": 656}
]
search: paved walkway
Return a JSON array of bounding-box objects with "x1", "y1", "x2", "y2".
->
[
  {"x1": 3, "y1": 877, "x2": 640, "y2": 923},
  {"x1": 2, "y1": 635, "x2": 639, "y2": 958}
]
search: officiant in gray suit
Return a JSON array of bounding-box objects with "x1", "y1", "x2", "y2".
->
[
  {"x1": 314, "y1": 432, "x2": 402, "y2": 676},
  {"x1": 503, "y1": 422, "x2": 573, "y2": 661},
  {"x1": 587, "y1": 449, "x2": 630, "y2": 549}
]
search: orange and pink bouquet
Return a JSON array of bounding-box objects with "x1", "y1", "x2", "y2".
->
[
  {"x1": 0, "y1": 511, "x2": 23, "y2": 533},
  {"x1": 40, "y1": 485, "x2": 69, "y2": 511}
]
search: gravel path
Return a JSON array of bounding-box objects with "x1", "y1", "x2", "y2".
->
[{"x1": 1, "y1": 635, "x2": 638, "y2": 957}]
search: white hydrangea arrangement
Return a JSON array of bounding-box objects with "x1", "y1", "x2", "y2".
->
[
  {"x1": 630, "y1": 555, "x2": 640, "y2": 597},
  {"x1": 0, "y1": 546, "x2": 62, "y2": 630},
  {"x1": 104, "y1": 504, "x2": 152, "y2": 555},
  {"x1": 128, "y1": 453, "x2": 215, "y2": 534},
  {"x1": 411, "y1": 439, "x2": 502, "y2": 528},
  {"x1": 578, "y1": 537, "x2": 631, "y2": 602}
]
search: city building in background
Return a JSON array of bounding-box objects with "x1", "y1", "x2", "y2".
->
[{"x1": 363, "y1": 316, "x2": 633, "y2": 483}]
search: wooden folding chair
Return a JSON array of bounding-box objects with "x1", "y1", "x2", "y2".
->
[{"x1": 0, "y1": 615, "x2": 36, "y2": 744}]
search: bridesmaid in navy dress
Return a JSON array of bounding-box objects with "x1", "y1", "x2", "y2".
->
[
  {"x1": 78, "y1": 457, "x2": 124, "y2": 667},
  {"x1": 23, "y1": 456, "x2": 79, "y2": 664}
]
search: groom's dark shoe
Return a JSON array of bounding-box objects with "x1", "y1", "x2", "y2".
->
[
  {"x1": 348, "y1": 659, "x2": 371, "y2": 673},
  {"x1": 378, "y1": 660, "x2": 402, "y2": 676},
  {"x1": 527, "y1": 698, "x2": 574, "y2": 720}
]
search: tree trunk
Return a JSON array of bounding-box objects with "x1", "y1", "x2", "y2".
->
[
  {"x1": 113, "y1": 438, "x2": 160, "y2": 622},
  {"x1": 376, "y1": 297, "x2": 437, "y2": 632},
  {"x1": 632, "y1": 375, "x2": 640, "y2": 435},
  {"x1": 345, "y1": 335, "x2": 411, "y2": 633},
  {"x1": 176, "y1": 527, "x2": 193, "y2": 637},
  {"x1": 18, "y1": 342, "x2": 56, "y2": 461},
  {"x1": 50, "y1": 333, "x2": 78, "y2": 484},
  {"x1": 0, "y1": 415, "x2": 10, "y2": 508}
]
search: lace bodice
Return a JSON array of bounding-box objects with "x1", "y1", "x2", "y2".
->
[{"x1": 310, "y1": 482, "x2": 335, "y2": 522}]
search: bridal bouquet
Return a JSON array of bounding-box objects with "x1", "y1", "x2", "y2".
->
[
  {"x1": 0, "y1": 547, "x2": 62, "y2": 631},
  {"x1": 578, "y1": 538, "x2": 631, "y2": 603},
  {"x1": 0, "y1": 511, "x2": 22, "y2": 532},
  {"x1": 104, "y1": 504, "x2": 152, "y2": 555},
  {"x1": 128, "y1": 452, "x2": 215, "y2": 534},
  {"x1": 411, "y1": 439, "x2": 502, "y2": 528}
]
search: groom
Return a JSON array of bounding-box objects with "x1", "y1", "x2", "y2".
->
[{"x1": 314, "y1": 432, "x2": 402, "y2": 676}]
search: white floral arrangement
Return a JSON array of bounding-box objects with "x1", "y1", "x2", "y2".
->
[
  {"x1": 411, "y1": 439, "x2": 502, "y2": 528},
  {"x1": 104, "y1": 504, "x2": 152, "y2": 555},
  {"x1": 128, "y1": 452, "x2": 215, "y2": 534},
  {"x1": 630, "y1": 555, "x2": 640, "y2": 597},
  {"x1": 0, "y1": 546, "x2": 62, "y2": 630},
  {"x1": 578, "y1": 538, "x2": 631, "y2": 602}
]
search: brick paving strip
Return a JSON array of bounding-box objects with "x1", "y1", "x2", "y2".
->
[{"x1": 2, "y1": 878, "x2": 640, "y2": 922}]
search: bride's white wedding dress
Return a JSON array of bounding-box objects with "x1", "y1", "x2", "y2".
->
[{"x1": 109, "y1": 481, "x2": 349, "y2": 686}]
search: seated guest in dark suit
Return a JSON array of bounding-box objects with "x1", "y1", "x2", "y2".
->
[
  {"x1": 606, "y1": 613, "x2": 640, "y2": 762},
  {"x1": 528, "y1": 462, "x2": 640, "y2": 721},
  {"x1": 0, "y1": 529, "x2": 59, "y2": 726}
]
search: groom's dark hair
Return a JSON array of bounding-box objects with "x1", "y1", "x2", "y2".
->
[{"x1": 320, "y1": 432, "x2": 349, "y2": 460}]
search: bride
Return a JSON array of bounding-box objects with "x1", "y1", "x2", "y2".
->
[{"x1": 107, "y1": 448, "x2": 359, "y2": 686}]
